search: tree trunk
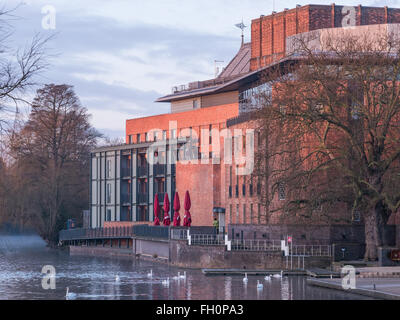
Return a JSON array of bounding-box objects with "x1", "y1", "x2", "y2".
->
[{"x1": 364, "y1": 207, "x2": 384, "y2": 261}]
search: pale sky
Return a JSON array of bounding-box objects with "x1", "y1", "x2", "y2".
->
[{"x1": 6, "y1": 0, "x2": 398, "y2": 138}]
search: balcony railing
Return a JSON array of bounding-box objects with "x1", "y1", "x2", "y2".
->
[
  {"x1": 154, "y1": 164, "x2": 166, "y2": 176},
  {"x1": 190, "y1": 234, "x2": 225, "y2": 246},
  {"x1": 138, "y1": 166, "x2": 148, "y2": 177},
  {"x1": 121, "y1": 193, "x2": 130, "y2": 205},
  {"x1": 137, "y1": 193, "x2": 148, "y2": 204},
  {"x1": 121, "y1": 167, "x2": 131, "y2": 178}
]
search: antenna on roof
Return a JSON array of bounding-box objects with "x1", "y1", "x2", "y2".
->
[{"x1": 235, "y1": 19, "x2": 247, "y2": 47}]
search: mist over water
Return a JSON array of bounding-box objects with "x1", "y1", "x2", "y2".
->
[{"x1": 0, "y1": 235, "x2": 373, "y2": 300}]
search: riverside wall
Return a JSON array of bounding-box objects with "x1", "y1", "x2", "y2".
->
[{"x1": 69, "y1": 238, "x2": 331, "y2": 270}]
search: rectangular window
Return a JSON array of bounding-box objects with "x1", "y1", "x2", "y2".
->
[
  {"x1": 128, "y1": 135, "x2": 133, "y2": 144},
  {"x1": 106, "y1": 160, "x2": 112, "y2": 178},
  {"x1": 137, "y1": 133, "x2": 141, "y2": 143},
  {"x1": 163, "y1": 130, "x2": 167, "y2": 140},
  {"x1": 278, "y1": 182, "x2": 286, "y2": 201},
  {"x1": 106, "y1": 183, "x2": 112, "y2": 204},
  {"x1": 171, "y1": 129, "x2": 177, "y2": 139},
  {"x1": 106, "y1": 209, "x2": 112, "y2": 222}
]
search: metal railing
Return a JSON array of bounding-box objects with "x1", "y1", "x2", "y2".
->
[
  {"x1": 170, "y1": 228, "x2": 188, "y2": 240},
  {"x1": 59, "y1": 225, "x2": 169, "y2": 242},
  {"x1": 133, "y1": 225, "x2": 169, "y2": 239},
  {"x1": 154, "y1": 164, "x2": 166, "y2": 176},
  {"x1": 121, "y1": 167, "x2": 131, "y2": 178},
  {"x1": 190, "y1": 234, "x2": 225, "y2": 246},
  {"x1": 289, "y1": 245, "x2": 332, "y2": 257},
  {"x1": 231, "y1": 239, "x2": 282, "y2": 251},
  {"x1": 137, "y1": 193, "x2": 148, "y2": 204},
  {"x1": 59, "y1": 227, "x2": 135, "y2": 241},
  {"x1": 138, "y1": 166, "x2": 148, "y2": 177}
]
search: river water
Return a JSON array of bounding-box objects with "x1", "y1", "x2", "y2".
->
[{"x1": 0, "y1": 235, "x2": 372, "y2": 300}]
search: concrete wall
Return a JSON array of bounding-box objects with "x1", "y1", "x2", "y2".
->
[
  {"x1": 169, "y1": 240, "x2": 330, "y2": 269},
  {"x1": 134, "y1": 237, "x2": 169, "y2": 260}
]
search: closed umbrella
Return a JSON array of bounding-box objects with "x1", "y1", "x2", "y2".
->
[
  {"x1": 183, "y1": 191, "x2": 192, "y2": 227},
  {"x1": 163, "y1": 193, "x2": 171, "y2": 226},
  {"x1": 173, "y1": 192, "x2": 181, "y2": 227},
  {"x1": 154, "y1": 194, "x2": 160, "y2": 226}
]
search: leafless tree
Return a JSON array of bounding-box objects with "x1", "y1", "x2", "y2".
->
[
  {"x1": 9, "y1": 84, "x2": 101, "y2": 243},
  {"x1": 254, "y1": 28, "x2": 400, "y2": 260}
]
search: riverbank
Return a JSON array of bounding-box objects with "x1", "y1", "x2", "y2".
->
[{"x1": 308, "y1": 277, "x2": 400, "y2": 300}]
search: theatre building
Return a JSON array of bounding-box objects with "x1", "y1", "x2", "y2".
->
[{"x1": 90, "y1": 4, "x2": 400, "y2": 229}]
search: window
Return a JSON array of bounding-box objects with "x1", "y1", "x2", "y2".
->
[
  {"x1": 106, "y1": 183, "x2": 112, "y2": 204},
  {"x1": 163, "y1": 130, "x2": 167, "y2": 140},
  {"x1": 193, "y1": 99, "x2": 198, "y2": 109},
  {"x1": 106, "y1": 160, "x2": 112, "y2": 178},
  {"x1": 353, "y1": 210, "x2": 361, "y2": 222},
  {"x1": 209, "y1": 125, "x2": 212, "y2": 145},
  {"x1": 128, "y1": 135, "x2": 133, "y2": 144},
  {"x1": 242, "y1": 183, "x2": 246, "y2": 196},
  {"x1": 171, "y1": 129, "x2": 177, "y2": 139},
  {"x1": 137, "y1": 133, "x2": 141, "y2": 143},
  {"x1": 278, "y1": 182, "x2": 286, "y2": 201},
  {"x1": 106, "y1": 209, "x2": 112, "y2": 222}
]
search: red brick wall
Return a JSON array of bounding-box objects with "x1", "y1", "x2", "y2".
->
[
  {"x1": 176, "y1": 162, "x2": 215, "y2": 226},
  {"x1": 250, "y1": 4, "x2": 400, "y2": 71},
  {"x1": 126, "y1": 103, "x2": 239, "y2": 143}
]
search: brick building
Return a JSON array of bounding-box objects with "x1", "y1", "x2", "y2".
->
[{"x1": 90, "y1": 4, "x2": 400, "y2": 230}]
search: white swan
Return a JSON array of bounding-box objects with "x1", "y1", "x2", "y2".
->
[
  {"x1": 273, "y1": 271, "x2": 283, "y2": 279},
  {"x1": 66, "y1": 287, "x2": 77, "y2": 300},
  {"x1": 115, "y1": 275, "x2": 120, "y2": 283},
  {"x1": 257, "y1": 280, "x2": 264, "y2": 290},
  {"x1": 264, "y1": 274, "x2": 272, "y2": 281},
  {"x1": 179, "y1": 271, "x2": 187, "y2": 280},
  {"x1": 162, "y1": 278, "x2": 170, "y2": 287},
  {"x1": 173, "y1": 272, "x2": 181, "y2": 281},
  {"x1": 147, "y1": 270, "x2": 153, "y2": 279},
  {"x1": 243, "y1": 273, "x2": 248, "y2": 283}
]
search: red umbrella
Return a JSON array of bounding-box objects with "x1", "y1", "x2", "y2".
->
[
  {"x1": 154, "y1": 194, "x2": 160, "y2": 226},
  {"x1": 173, "y1": 192, "x2": 181, "y2": 227},
  {"x1": 183, "y1": 191, "x2": 192, "y2": 227},
  {"x1": 163, "y1": 193, "x2": 171, "y2": 226}
]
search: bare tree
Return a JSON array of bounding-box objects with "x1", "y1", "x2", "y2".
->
[
  {"x1": 9, "y1": 84, "x2": 100, "y2": 243},
  {"x1": 255, "y1": 29, "x2": 400, "y2": 260}
]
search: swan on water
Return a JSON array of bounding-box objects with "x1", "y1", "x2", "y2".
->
[
  {"x1": 264, "y1": 275, "x2": 272, "y2": 281},
  {"x1": 273, "y1": 271, "x2": 283, "y2": 279},
  {"x1": 179, "y1": 271, "x2": 187, "y2": 280},
  {"x1": 257, "y1": 280, "x2": 264, "y2": 290},
  {"x1": 173, "y1": 272, "x2": 181, "y2": 281},
  {"x1": 147, "y1": 270, "x2": 153, "y2": 278},
  {"x1": 162, "y1": 278, "x2": 170, "y2": 287},
  {"x1": 115, "y1": 275, "x2": 120, "y2": 283},
  {"x1": 243, "y1": 273, "x2": 248, "y2": 283}
]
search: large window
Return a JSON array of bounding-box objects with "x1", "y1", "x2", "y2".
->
[
  {"x1": 278, "y1": 182, "x2": 286, "y2": 201},
  {"x1": 106, "y1": 183, "x2": 112, "y2": 204},
  {"x1": 239, "y1": 82, "x2": 272, "y2": 113}
]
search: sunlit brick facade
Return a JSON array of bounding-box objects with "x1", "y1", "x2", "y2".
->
[{"x1": 90, "y1": 4, "x2": 400, "y2": 229}]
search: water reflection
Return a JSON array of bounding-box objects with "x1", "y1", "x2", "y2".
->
[{"x1": 0, "y1": 235, "x2": 373, "y2": 300}]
